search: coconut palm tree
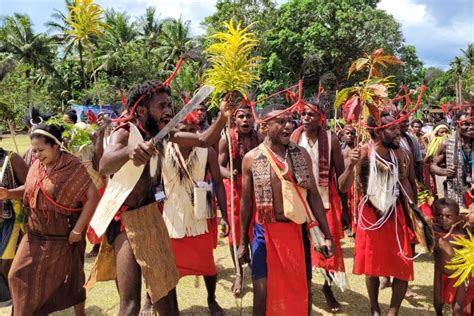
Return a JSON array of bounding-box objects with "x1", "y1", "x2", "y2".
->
[
  {"x1": 139, "y1": 7, "x2": 162, "y2": 58},
  {"x1": 63, "y1": 0, "x2": 105, "y2": 91},
  {"x1": 461, "y1": 43, "x2": 474, "y2": 71},
  {"x1": 450, "y1": 56, "x2": 465, "y2": 103},
  {"x1": 93, "y1": 10, "x2": 138, "y2": 76},
  {"x1": 157, "y1": 17, "x2": 195, "y2": 70}
]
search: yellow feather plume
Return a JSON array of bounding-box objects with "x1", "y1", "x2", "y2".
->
[
  {"x1": 204, "y1": 20, "x2": 261, "y2": 106},
  {"x1": 445, "y1": 229, "x2": 474, "y2": 287}
]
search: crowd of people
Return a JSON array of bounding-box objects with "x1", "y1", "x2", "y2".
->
[{"x1": 0, "y1": 79, "x2": 473, "y2": 316}]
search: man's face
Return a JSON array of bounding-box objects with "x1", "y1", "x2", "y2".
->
[
  {"x1": 195, "y1": 104, "x2": 207, "y2": 123},
  {"x1": 412, "y1": 122, "x2": 422, "y2": 135},
  {"x1": 399, "y1": 119, "x2": 409, "y2": 134},
  {"x1": 301, "y1": 105, "x2": 321, "y2": 132},
  {"x1": 176, "y1": 122, "x2": 197, "y2": 134},
  {"x1": 234, "y1": 108, "x2": 254, "y2": 134},
  {"x1": 266, "y1": 111, "x2": 293, "y2": 145},
  {"x1": 457, "y1": 114, "x2": 474, "y2": 139},
  {"x1": 376, "y1": 116, "x2": 401, "y2": 149},
  {"x1": 139, "y1": 92, "x2": 172, "y2": 135},
  {"x1": 343, "y1": 128, "x2": 356, "y2": 144}
]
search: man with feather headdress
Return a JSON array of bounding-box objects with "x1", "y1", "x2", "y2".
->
[
  {"x1": 218, "y1": 104, "x2": 263, "y2": 295},
  {"x1": 290, "y1": 102, "x2": 350, "y2": 312},
  {"x1": 89, "y1": 80, "x2": 237, "y2": 315},
  {"x1": 161, "y1": 111, "x2": 229, "y2": 315},
  {"x1": 339, "y1": 111, "x2": 417, "y2": 316},
  {"x1": 238, "y1": 104, "x2": 333, "y2": 316}
]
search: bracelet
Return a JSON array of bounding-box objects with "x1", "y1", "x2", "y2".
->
[{"x1": 71, "y1": 229, "x2": 82, "y2": 235}]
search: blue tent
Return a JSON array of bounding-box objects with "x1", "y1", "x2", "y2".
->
[{"x1": 72, "y1": 104, "x2": 124, "y2": 123}]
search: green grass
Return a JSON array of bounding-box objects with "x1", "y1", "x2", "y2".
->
[{"x1": 0, "y1": 135, "x2": 445, "y2": 315}]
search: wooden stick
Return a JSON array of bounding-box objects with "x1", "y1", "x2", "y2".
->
[
  {"x1": 0, "y1": 155, "x2": 10, "y2": 182},
  {"x1": 226, "y1": 118, "x2": 242, "y2": 282},
  {"x1": 7, "y1": 121, "x2": 20, "y2": 155}
]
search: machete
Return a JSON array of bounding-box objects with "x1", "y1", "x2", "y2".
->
[{"x1": 152, "y1": 85, "x2": 214, "y2": 145}]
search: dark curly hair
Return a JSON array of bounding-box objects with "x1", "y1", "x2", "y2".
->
[
  {"x1": 30, "y1": 124, "x2": 65, "y2": 146},
  {"x1": 127, "y1": 80, "x2": 171, "y2": 114}
]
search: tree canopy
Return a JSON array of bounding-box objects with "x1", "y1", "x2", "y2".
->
[{"x1": 0, "y1": 0, "x2": 471, "y2": 129}]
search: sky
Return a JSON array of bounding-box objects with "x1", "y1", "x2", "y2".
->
[{"x1": 1, "y1": 0, "x2": 473, "y2": 69}]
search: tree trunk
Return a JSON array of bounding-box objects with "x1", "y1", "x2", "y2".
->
[{"x1": 78, "y1": 42, "x2": 88, "y2": 89}]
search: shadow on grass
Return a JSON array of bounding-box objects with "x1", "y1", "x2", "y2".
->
[
  {"x1": 311, "y1": 282, "x2": 434, "y2": 315},
  {"x1": 182, "y1": 305, "x2": 252, "y2": 315}
]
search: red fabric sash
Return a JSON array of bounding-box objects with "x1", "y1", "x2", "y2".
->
[
  {"x1": 440, "y1": 273, "x2": 474, "y2": 314},
  {"x1": 290, "y1": 126, "x2": 329, "y2": 187},
  {"x1": 264, "y1": 222, "x2": 307, "y2": 316},
  {"x1": 170, "y1": 220, "x2": 217, "y2": 277}
]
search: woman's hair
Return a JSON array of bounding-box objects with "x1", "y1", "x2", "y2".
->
[
  {"x1": 65, "y1": 109, "x2": 78, "y2": 124},
  {"x1": 127, "y1": 80, "x2": 171, "y2": 113},
  {"x1": 410, "y1": 119, "x2": 422, "y2": 127},
  {"x1": 30, "y1": 124, "x2": 64, "y2": 146},
  {"x1": 23, "y1": 107, "x2": 52, "y2": 128}
]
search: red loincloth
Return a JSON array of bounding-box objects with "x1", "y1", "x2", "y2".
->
[
  {"x1": 312, "y1": 179, "x2": 345, "y2": 273},
  {"x1": 264, "y1": 222, "x2": 308, "y2": 316},
  {"x1": 223, "y1": 176, "x2": 253, "y2": 246},
  {"x1": 87, "y1": 186, "x2": 106, "y2": 245},
  {"x1": 441, "y1": 273, "x2": 474, "y2": 315},
  {"x1": 465, "y1": 192, "x2": 473, "y2": 209},
  {"x1": 170, "y1": 219, "x2": 217, "y2": 277},
  {"x1": 354, "y1": 202, "x2": 414, "y2": 281}
]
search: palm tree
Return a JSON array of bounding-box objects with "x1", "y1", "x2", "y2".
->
[
  {"x1": 139, "y1": 7, "x2": 162, "y2": 58},
  {"x1": 450, "y1": 56, "x2": 465, "y2": 103},
  {"x1": 0, "y1": 13, "x2": 56, "y2": 104},
  {"x1": 157, "y1": 17, "x2": 195, "y2": 70},
  {"x1": 461, "y1": 43, "x2": 474, "y2": 71},
  {"x1": 93, "y1": 10, "x2": 138, "y2": 76},
  {"x1": 45, "y1": 0, "x2": 90, "y2": 87},
  {"x1": 63, "y1": 0, "x2": 105, "y2": 91}
]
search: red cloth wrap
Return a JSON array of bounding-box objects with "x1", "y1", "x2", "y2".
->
[
  {"x1": 420, "y1": 202, "x2": 433, "y2": 220},
  {"x1": 441, "y1": 273, "x2": 474, "y2": 315},
  {"x1": 465, "y1": 192, "x2": 473, "y2": 209},
  {"x1": 312, "y1": 178, "x2": 345, "y2": 272},
  {"x1": 347, "y1": 185, "x2": 359, "y2": 232},
  {"x1": 354, "y1": 202, "x2": 414, "y2": 281},
  {"x1": 264, "y1": 222, "x2": 308, "y2": 316},
  {"x1": 170, "y1": 220, "x2": 217, "y2": 277},
  {"x1": 87, "y1": 186, "x2": 106, "y2": 245},
  {"x1": 223, "y1": 176, "x2": 253, "y2": 246}
]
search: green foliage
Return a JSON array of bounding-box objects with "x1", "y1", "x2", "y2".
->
[{"x1": 0, "y1": 0, "x2": 470, "y2": 131}]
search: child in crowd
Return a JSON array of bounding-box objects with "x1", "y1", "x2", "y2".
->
[{"x1": 433, "y1": 198, "x2": 474, "y2": 316}]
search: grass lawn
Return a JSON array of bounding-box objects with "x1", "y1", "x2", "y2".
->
[{"x1": 0, "y1": 135, "x2": 445, "y2": 315}]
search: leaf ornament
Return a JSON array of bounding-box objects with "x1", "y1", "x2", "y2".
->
[
  {"x1": 446, "y1": 229, "x2": 474, "y2": 287},
  {"x1": 204, "y1": 20, "x2": 261, "y2": 107}
]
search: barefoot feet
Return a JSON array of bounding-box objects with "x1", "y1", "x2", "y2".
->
[
  {"x1": 322, "y1": 284, "x2": 341, "y2": 313},
  {"x1": 208, "y1": 300, "x2": 225, "y2": 316}
]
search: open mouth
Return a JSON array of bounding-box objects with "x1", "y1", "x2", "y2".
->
[{"x1": 281, "y1": 132, "x2": 290, "y2": 138}]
